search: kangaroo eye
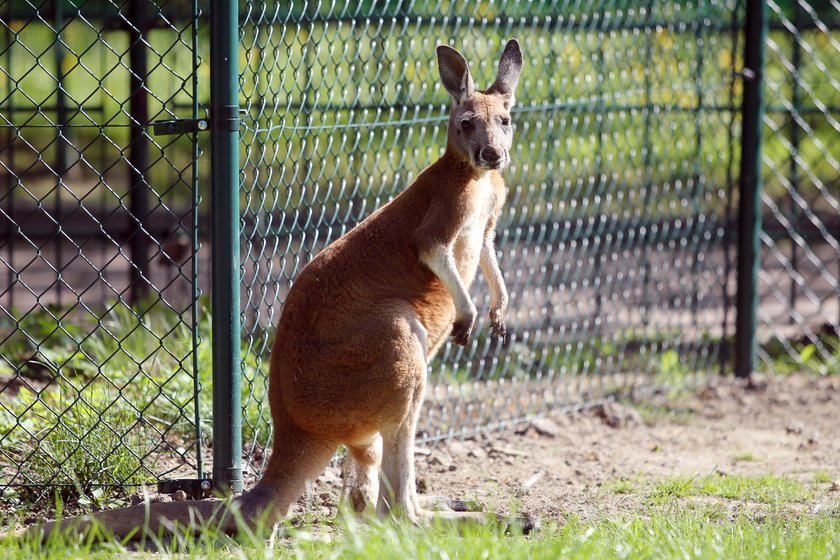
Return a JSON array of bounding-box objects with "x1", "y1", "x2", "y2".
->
[
  {"x1": 460, "y1": 120, "x2": 473, "y2": 131},
  {"x1": 501, "y1": 117, "x2": 511, "y2": 126}
]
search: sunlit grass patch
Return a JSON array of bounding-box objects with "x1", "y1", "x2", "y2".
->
[
  {"x1": 602, "y1": 477, "x2": 636, "y2": 495},
  {"x1": 3, "y1": 506, "x2": 839, "y2": 560},
  {"x1": 814, "y1": 471, "x2": 833, "y2": 484},
  {"x1": 734, "y1": 451, "x2": 757, "y2": 463},
  {"x1": 649, "y1": 474, "x2": 813, "y2": 505}
]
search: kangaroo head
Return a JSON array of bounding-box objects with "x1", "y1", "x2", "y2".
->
[{"x1": 436, "y1": 39, "x2": 523, "y2": 171}]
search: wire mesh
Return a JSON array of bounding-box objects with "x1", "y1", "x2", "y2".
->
[
  {"x1": 2, "y1": 0, "x2": 836, "y2": 499},
  {"x1": 0, "y1": 0, "x2": 205, "y2": 498},
  {"x1": 758, "y1": 1, "x2": 840, "y2": 375},
  {"x1": 237, "y1": 1, "x2": 744, "y2": 480}
]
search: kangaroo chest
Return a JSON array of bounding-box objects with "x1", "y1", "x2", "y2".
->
[{"x1": 453, "y1": 175, "x2": 496, "y2": 283}]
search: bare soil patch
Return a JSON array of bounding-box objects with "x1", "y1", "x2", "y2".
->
[
  {"x1": 440, "y1": 373, "x2": 837, "y2": 519},
  {"x1": 302, "y1": 373, "x2": 840, "y2": 523}
]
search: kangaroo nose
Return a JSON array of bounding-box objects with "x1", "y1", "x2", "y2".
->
[{"x1": 480, "y1": 147, "x2": 502, "y2": 164}]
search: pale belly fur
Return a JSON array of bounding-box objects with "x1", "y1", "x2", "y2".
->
[{"x1": 454, "y1": 175, "x2": 494, "y2": 286}]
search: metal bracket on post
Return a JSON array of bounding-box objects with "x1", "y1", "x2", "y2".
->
[
  {"x1": 158, "y1": 478, "x2": 214, "y2": 499},
  {"x1": 732, "y1": 67, "x2": 757, "y2": 82},
  {"x1": 152, "y1": 118, "x2": 209, "y2": 136}
]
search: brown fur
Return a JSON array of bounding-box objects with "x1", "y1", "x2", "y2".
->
[{"x1": 26, "y1": 39, "x2": 523, "y2": 541}]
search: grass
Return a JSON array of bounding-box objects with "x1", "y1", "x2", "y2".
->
[
  {"x1": 734, "y1": 451, "x2": 757, "y2": 463},
  {"x1": 631, "y1": 401, "x2": 697, "y2": 425},
  {"x1": 0, "y1": 301, "x2": 206, "y2": 492},
  {"x1": 603, "y1": 477, "x2": 636, "y2": 495},
  {"x1": 759, "y1": 335, "x2": 840, "y2": 378},
  {"x1": 0, "y1": 299, "x2": 273, "y2": 507},
  {"x1": 1, "y1": 506, "x2": 838, "y2": 559},
  {"x1": 648, "y1": 474, "x2": 814, "y2": 505},
  {"x1": 815, "y1": 472, "x2": 833, "y2": 484}
]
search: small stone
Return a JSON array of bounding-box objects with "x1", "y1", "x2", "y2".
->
[
  {"x1": 172, "y1": 490, "x2": 187, "y2": 501},
  {"x1": 319, "y1": 467, "x2": 341, "y2": 485},
  {"x1": 468, "y1": 447, "x2": 487, "y2": 460},
  {"x1": 529, "y1": 417, "x2": 561, "y2": 438},
  {"x1": 489, "y1": 446, "x2": 528, "y2": 458},
  {"x1": 786, "y1": 421, "x2": 805, "y2": 435},
  {"x1": 318, "y1": 492, "x2": 336, "y2": 506},
  {"x1": 770, "y1": 393, "x2": 792, "y2": 406},
  {"x1": 515, "y1": 471, "x2": 544, "y2": 497},
  {"x1": 130, "y1": 493, "x2": 165, "y2": 506},
  {"x1": 447, "y1": 440, "x2": 469, "y2": 456},
  {"x1": 699, "y1": 385, "x2": 720, "y2": 400},
  {"x1": 591, "y1": 402, "x2": 642, "y2": 428},
  {"x1": 745, "y1": 377, "x2": 768, "y2": 392},
  {"x1": 429, "y1": 450, "x2": 453, "y2": 465}
]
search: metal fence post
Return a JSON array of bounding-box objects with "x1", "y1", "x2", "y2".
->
[
  {"x1": 788, "y1": 2, "x2": 803, "y2": 322},
  {"x1": 735, "y1": 0, "x2": 767, "y2": 378},
  {"x1": 128, "y1": 0, "x2": 151, "y2": 304},
  {"x1": 210, "y1": 0, "x2": 243, "y2": 493},
  {"x1": 53, "y1": 0, "x2": 67, "y2": 305}
]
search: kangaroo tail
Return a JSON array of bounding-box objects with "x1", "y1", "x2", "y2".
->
[
  {"x1": 24, "y1": 421, "x2": 338, "y2": 543},
  {"x1": 25, "y1": 485, "x2": 263, "y2": 542}
]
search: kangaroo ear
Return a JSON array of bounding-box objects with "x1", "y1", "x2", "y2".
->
[
  {"x1": 436, "y1": 45, "x2": 475, "y2": 104},
  {"x1": 489, "y1": 39, "x2": 522, "y2": 106}
]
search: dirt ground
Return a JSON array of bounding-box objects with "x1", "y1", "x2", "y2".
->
[
  {"x1": 10, "y1": 373, "x2": 839, "y2": 530},
  {"x1": 297, "y1": 373, "x2": 839, "y2": 523}
]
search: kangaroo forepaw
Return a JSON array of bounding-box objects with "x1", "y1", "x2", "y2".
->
[
  {"x1": 489, "y1": 309, "x2": 506, "y2": 338},
  {"x1": 490, "y1": 320, "x2": 506, "y2": 338},
  {"x1": 451, "y1": 317, "x2": 474, "y2": 346}
]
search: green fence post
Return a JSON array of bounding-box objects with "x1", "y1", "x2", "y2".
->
[
  {"x1": 735, "y1": 0, "x2": 767, "y2": 378},
  {"x1": 210, "y1": 0, "x2": 243, "y2": 493},
  {"x1": 128, "y1": 0, "x2": 151, "y2": 304},
  {"x1": 53, "y1": 0, "x2": 67, "y2": 306},
  {"x1": 788, "y1": 2, "x2": 803, "y2": 322}
]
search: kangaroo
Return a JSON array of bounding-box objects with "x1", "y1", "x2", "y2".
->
[{"x1": 28, "y1": 39, "x2": 523, "y2": 541}]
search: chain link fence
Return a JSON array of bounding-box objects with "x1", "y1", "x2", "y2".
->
[
  {"x1": 0, "y1": 0, "x2": 206, "y2": 499},
  {"x1": 236, "y1": 0, "x2": 745, "y2": 480},
  {"x1": 0, "y1": 0, "x2": 837, "y2": 500},
  {"x1": 758, "y1": 0, "x2": 839, "y2": 374}
]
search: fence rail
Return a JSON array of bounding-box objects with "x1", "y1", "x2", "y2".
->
[{"x1": 0, "y1": 0, "x2": 838, "y2": 501}]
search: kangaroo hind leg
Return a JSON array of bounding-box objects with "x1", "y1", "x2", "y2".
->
[
  {"x1": 341, "y1": 435, "x2": 382, "y2": 515},
  {"x1": 239, "y1": 419, "x2": 339, "y2": 528}
]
